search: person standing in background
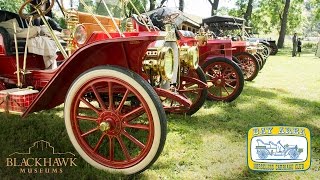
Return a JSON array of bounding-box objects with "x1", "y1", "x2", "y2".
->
[
  {"x1": 292, "y1": 33, "x2": 298, "y2": 57},
  {"x1": 297, "y1": 38, "x2": 302, "y2": 57}
]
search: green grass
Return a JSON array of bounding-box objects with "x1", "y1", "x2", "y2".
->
[{"x1": 0, "y1": 48, "x2": 320, "y2": 179}]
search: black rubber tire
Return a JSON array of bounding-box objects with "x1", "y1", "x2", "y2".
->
[
  {"x1": 201, "y1": 57, "x2": 244, "y2": 102},
  {"x1": 234, "y1": 52, "x2": 260, "y2": 81},
  {"x1": 269, "y1": 42, "x2": 278, "y2": 55},
  {"x1": 232, "y1": 56, "x2": 241, "y2": 65}
]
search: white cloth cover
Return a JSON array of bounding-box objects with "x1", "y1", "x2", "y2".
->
[
  {"x1": 27, "y1": 36, "x2": 58, "y2": 69},
  {"x1": 0, "y1": 19, "x2": 22, "y2": 37},
  {"x1": 16, "y1": 26, "x2": 40, "y2": 39}
]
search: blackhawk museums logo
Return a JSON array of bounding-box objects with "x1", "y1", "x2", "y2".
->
[{"x1": 6, "y1": 140, "x2": 77, "y2": 174}]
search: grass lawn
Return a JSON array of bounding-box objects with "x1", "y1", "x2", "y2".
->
[{"x1": 0, "y1": 48, "x2": 319, "y2": 179}]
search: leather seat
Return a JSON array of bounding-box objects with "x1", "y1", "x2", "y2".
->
[{"x1": 0, "y1": 10, "x2": 28, "y2": 28}]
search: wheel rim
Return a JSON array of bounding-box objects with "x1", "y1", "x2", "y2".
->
[
  {"x1": 179, "y1": 68, "x2": 204, "y2": 110},
  {"x1": 236, "y1": 54, "x2": 258, "y2": 80},
  {"x1": 70, "y1": 77, "x2": 155, "y2": 169},
  {"x1": 204, "y1": 61, "x2": 241, "y2": 101}
]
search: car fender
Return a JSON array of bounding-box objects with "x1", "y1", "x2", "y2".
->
[{"x1": 22, "y1": 36, "x2": 161, "y2": 117}]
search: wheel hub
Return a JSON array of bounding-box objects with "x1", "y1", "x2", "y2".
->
[
  {"x1": 216, "y1": 79, "x2": 222, "y2": 85},
  {"x1": 99, "y1": 122, "x2": 111, "y2": 132},
  {"x1": 98, "y1": 111, "x2": 121, "y2": 135},
  {"x1": 215, "y1": 76, "x2": 225, "y2": 86}
]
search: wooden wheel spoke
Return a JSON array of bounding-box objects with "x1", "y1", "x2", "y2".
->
[
  {"x1": 225, "y1": 83, "x2": 236, "y2": 89},
  {"x1": 225, "y1": 78, "x2": 237, "y2": 83},
  {"x1": 122, "y1": 106, "x2": 145, "y2": 123},
  {"x1": 77, "y1": 115, "x2": 98, "y2": 122},
  {"x1": 222, "y1": 67, "x2": 230, "y2": 75},
  {"x1": 124, "y1": 123, "x2": 150, "y2": 130},
  {"x1": 206, "y1": 73, "x2": 216, "y2": 80},
  {"x1": 207, "y1": 83, "x2": 216, "y2": 88},
  {"x1": 93, "y1": 134, "x2": 106, "y2": 152},
  {"x1": 122, "y1": 130, "x2": 145, "y2": 149},
  {"x1": 109, "y1": 136, "x2": 114, "y2": 161},
  {"x1": 219, "y1": 87, "x2": 222, "y2": 97},
  {"x1": 178, "y1": 88, "x2": 203, "y2": 93},
  {"x1": 80, "y1": 97, "x2": 100, "y2": 114},
  {"x1": 223, "y1": 86, "x2": 231, "y2": 96},
  {"x1": 91, "y1": 85, "x2": 107, "y2": 110},
  {"x1": 116, "y1": 136, "x2": 131, "y2": 160},
  {"x1": 116, "y1": 89, "x2": 130, "y2": 113},
  {"x1": 81, "y1": 127, "x2": 99, "y2": 137},
  {"x1": 108, "y1": 82, "x2": 114, "y2": 110}
]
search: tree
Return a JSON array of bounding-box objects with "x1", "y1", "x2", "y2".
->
[
  {"x1": 277, "y1": 0, "x2": 291, "y2": 48},
  {"x1": 243, "y1": 0, "x2": 253, "y2": 25},
  {"x1": 150, "y1": 0, "x2": 156, "y2": 10},
  {"x1": 158, "y1": 0, "x2": 168, "y2": 8},
  {"x1": 208, "y1": 0, "x2": 220, "y2": 16},
  {"x1": 0, "y1": 0, "x2": 24, "y2": 13},
  {"x1": 312, "y1": 0, "x2": 320, "y2": 20},
  {"x1": 179, "y1": 0, "x2": 184, "y2": 11},
  {"x1": 123, "y1": 0, "x2": 147, "y2": 17}
]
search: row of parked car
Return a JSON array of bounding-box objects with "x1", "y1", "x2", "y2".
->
[{"x1": 0, "y1": 0, "x2": 273, "y2": 175}]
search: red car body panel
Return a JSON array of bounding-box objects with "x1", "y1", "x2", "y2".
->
[
  {"x1": 231, "y1": 41, "x2": 247, "y2": 54},
  {"x1": 1, "y1": 33, "x2": 163, "y2": 117},
  {"x1": 177, "y1": 31, "x2": 233, "y2": 64}
]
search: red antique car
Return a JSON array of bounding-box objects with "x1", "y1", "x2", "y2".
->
[
  {"x1": 177, "y1": 30, "x2": 244, "y2": 102},
  {"x1": 133, "y1": 8, "x2": 244, "y2": 102},
  {"x1": 0, "y1": 0, "x2": 173, "y2": 175},
  {"x1": 202, "y1": 15, "x2": 270, "y2": 81}
]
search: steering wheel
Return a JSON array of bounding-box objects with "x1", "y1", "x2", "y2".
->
[
  {"x1": 163, "y1": 13, "x2": 180, "y2": 24},
  {"x1": 19, "y1": 0, "x2": 55, "y2": 19}
]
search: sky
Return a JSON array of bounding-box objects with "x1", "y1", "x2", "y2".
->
[
  {"x1": 53, "y1": 0, "x2": 237, "y2": 18},
  {"x1": 162, "y1": 0, "x2": 236, "y2": 18}
]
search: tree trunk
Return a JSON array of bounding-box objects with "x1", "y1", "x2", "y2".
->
[
  {"x1": 159, "y1": 0, "x2": 167, "y2": 8},
  {"x1": 149, "y1": 0, "x2": 156, "y2": 10},
  {"x1": 244, "y1": 0, "x2": 253, "y2": 25},
  {"x1": 277, "y1": 0, "x2": 291, "y2": 48},
  {"x1": 179, "y1": 0, "x2": 184, "y2": 11},
  {"x1": 208, "y1": 0, "x2": 219, "y2": 16}
]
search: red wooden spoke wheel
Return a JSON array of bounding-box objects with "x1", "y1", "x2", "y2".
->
[
  {"x1": 202, "y1": 57, "x2": 244, "y2": 102},
  {"x1": 179, "y1": 67, "x2": 208, "y2": 115},
  {"x1": 64, "y1": 66, "x2": 166, "y2": 175},
  {"x1": 234, "y1": 52, "x2": 259, "y2": 81}
]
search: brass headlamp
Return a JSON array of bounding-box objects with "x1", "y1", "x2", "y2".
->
[
  {"x1": 179, "y1": 46, "x2": 199, "y2": 69},
  {"x1": 196, "y1": 27, "x2": 208, "y2": 46},
  {"x1": 143, "y1": 47, "x2": 174, "y2": 80},
  {"x1": 62, "y1": 9, "x2": 87, "y2": 52}
]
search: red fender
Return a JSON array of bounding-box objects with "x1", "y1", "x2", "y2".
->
[{"x1": 22, "y1": 35, "x2": 163, "y2": 117}]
